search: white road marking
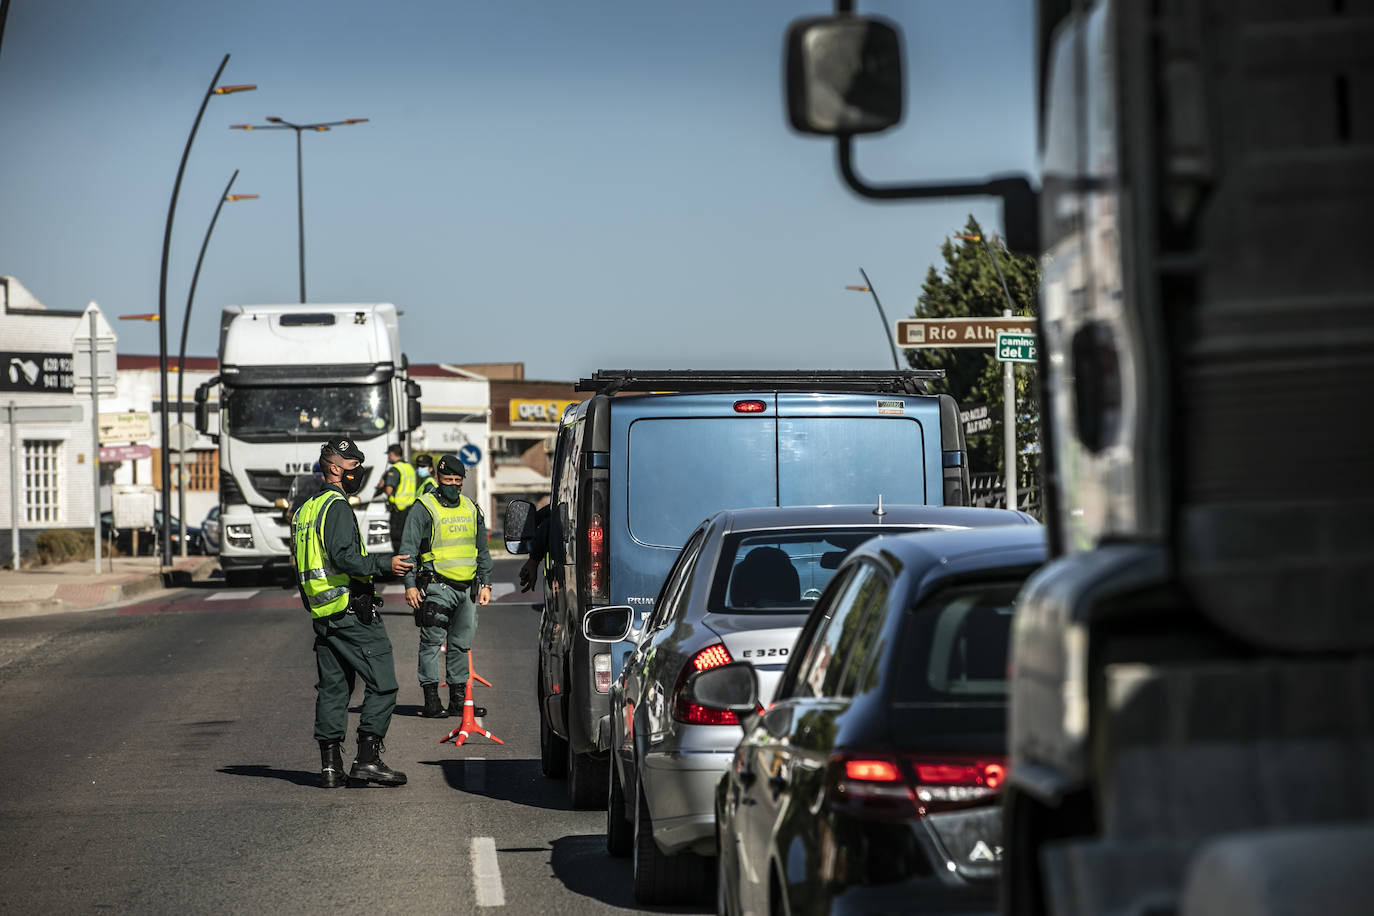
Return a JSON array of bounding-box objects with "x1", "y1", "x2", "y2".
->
[
  {"x1": 207, "y1": 590, "x2": 259, "y2": 601},
  {"x1": 471, "y1": 836, "x2": 505, "y2": 907},
  {"x1": 465, "y1": 757, "x2": 486, "y2": 791},
  {"x1": 489, "y1": 582, "x2": 516, "y2": 600},
  {"x1": 382, "y1": 584, "x2": 406, "y2": 595}
]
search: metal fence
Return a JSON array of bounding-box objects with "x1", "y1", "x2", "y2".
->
[{"x1": 969, "y1": 470, "x2": 1043, "y2": 520}]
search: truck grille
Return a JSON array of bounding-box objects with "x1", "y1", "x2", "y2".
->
[{"x1": 245, "y1": 471, "x2": 293, "y2": 502}]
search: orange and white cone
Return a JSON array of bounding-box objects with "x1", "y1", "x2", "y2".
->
[{"x1": 440, "y1": 650, "x2": 503, "y2": 748}]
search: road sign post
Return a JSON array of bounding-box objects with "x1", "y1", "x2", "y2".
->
[
  {"x1": 896, "y1": 316, "x2": 1040, "y2": 510},
  {"x1": 993, "y1": 330, "x2": 1038, "y2": 510},
  {"x1": 73, "y1": 304, "x2": 117, "y2": 573}
]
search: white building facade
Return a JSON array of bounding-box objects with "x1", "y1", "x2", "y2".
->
[{"x1": 0, "y1": 277, "x2": 115, "y2": 567}]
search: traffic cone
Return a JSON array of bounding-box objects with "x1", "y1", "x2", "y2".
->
[{"x1": 440, "y1": 650, "x2": 503, "y2": 748}]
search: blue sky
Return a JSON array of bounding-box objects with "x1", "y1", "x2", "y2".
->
[{"x1": 0, "y1": 0, "x2": 1036, "y2": 380}]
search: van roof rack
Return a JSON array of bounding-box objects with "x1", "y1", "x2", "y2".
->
[{"x1": 577, "y1": 369, "x2": 945, "y2": 395}]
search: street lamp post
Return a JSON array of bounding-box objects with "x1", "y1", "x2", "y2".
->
[
  {"x1": 844, "y1": 268, "x2": 902, "y2": 370},
  {"x1": 156, "y1": 55, "x2": 254, "y2": 567},
  {"x1": 174, "y1": 171, "x2": 257, "y2": 556},
  {"x1": 230, "y1": 116, "x2": 369, "y2": 303},
  {"x1": 955, "y1": 232, "x2": 1021, "y2": 510}
]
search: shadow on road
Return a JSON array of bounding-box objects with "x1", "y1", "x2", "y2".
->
[
  {"x1": 417, "y1": 757, "x2": 569, "y2": 811},
  {"x1": 546, "y1": 834, "x2": 710, "y2": 913},
  {"x1": 217, "y1": 764, "x2": 319, "y2": 787}
]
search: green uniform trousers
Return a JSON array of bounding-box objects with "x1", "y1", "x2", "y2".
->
[
  {"x1": 313, "y1": 612, "x2": 398, "y2": 741},
  {"x1": 417, "y1": 577, "x2": 478, "y2": 687}
]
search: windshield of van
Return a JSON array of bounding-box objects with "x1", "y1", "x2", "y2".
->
[
  {"x1": 224, "y1": 383, "x2": 392, "y2": 439},
  {"x1": 708, "y1": 527, "x2": 892, "y2": 614}
]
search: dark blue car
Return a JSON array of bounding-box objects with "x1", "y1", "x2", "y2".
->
[{"x1": 696, "y1": 525, "x2": 1046, "y2": 915}]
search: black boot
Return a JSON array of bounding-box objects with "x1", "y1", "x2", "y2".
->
[
  {"x1": 449, "y1": 683, "x2": 487, "y2": 719},
  {"x1": 348, "y1": 732, "x2": 407, "y2": 787},
  {"x1": 319, "y1": 740, "x2": 345, "y2": 789},
  {"x1": 421, "y1": 683, "x2": 448, "y2": 718}
]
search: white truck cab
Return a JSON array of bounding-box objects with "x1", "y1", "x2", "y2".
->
[{"x1": 195, "y1": 303, "x2": 421, "y2": 584}]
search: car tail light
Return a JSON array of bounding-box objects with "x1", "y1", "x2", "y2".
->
[
  {"x1": 824, "y1": 753, "x2": 1008, "y2": 820},
  {"x1": 733, "y1": 399, "x2": 766, "y2": 413},
  {"x1": 909, "y1": 756, "x2": 1007, "y2": 814},
  {"x1": 594, "y1": 652, "x2": 612, "y2": 693},
  {"x1": 583, "y1": 480, "x2": 608, "y2": 602},
  {"x1": 672, "y1": 643, "x2": 737, "y2": 725}
]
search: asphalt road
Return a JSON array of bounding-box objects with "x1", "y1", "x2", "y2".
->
[{"x1": 0, "y1": 557, "x2": 709, "y2": 915}]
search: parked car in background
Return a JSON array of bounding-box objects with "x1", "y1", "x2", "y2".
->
[
  {"x1": 201, "y1": 505, "x2": 221, "y2": 555},
  {"x1": 100, "y1": 510, "x2": 203, "y2": 556},
  {"x1": 694, "y1": 525, "x2": 1046, "y2": 916},
  {"x1": 582, "y1": 504, "x2": 1036, "y2": 905}
]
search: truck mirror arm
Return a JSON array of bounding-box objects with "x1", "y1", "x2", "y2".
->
[{"x1": 835, "y1": 138, "x2": 1040, "y2": 254}]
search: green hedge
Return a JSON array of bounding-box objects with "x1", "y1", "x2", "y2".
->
[{"x1": 34, "y1": 528, "x2": 95, "y2": 566}]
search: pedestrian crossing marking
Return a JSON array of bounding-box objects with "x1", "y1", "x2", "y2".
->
[
  {"x1": 490, "y1": 582, "x2": 516, "y2": 600},
  {"x1": 207, "y1": 590, "x2": 259, "y2": 601},
  {"x1": 382, "y1": 584, "x2": 406, "y2": 595}
]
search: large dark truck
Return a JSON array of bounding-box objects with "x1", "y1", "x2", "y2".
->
[
  {"x1": 505, "y1": 369, "x2": 970, "y2": 808},
  {"x1": 785, "y1": 3, "x2": 1373, "y2": 914}
]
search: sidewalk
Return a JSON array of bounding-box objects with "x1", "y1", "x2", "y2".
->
[{"x1": 0, "y1": 554, "x2": 219, "y2": 620}]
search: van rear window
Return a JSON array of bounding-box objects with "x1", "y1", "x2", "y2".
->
[
  {"x1": 778, "y1": 417, "x2": 925, "y2": 506},
  {"x1": 628, "y1": 418, "x2": 777, "y2": 548}
]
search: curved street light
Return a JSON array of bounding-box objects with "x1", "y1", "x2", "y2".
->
[
  {"x1": 231, "y1": 116, "x2": 369, "y2": 303},
  {"x1": 174, "y1": 170, "x2": 257, "y2": 555},
  {"x1": 156, "y1": 55, "x2": 254, "y2": 566},
  {"x1": 845, "y1": 267, "x2": 902, "y2": 370}
]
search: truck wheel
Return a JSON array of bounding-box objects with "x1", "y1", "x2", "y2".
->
[
  {"x1": 537, "y1": 667, "x2": 567, "y2": 778},
  {"x1": 606, "y1": 757, "x2": 632, "y2": 856},
  {"x1": 566, "y1": 742, "x2": 607, "y2": 809},
  {"x1": 632, "y1": 770, "x2": 710, "y2": 904}
]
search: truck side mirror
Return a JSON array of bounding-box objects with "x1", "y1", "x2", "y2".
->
[
  {"x1": 785, "y1": 15, "x2": 903, "y2": 136},
  {"x1": 405, "y1": 379, "x2": 422, "y2": 432},
  {"x1": 194, "y1": 379, "x2": 219, "y2": 444}
]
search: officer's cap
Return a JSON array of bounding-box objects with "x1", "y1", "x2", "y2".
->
[
  {"x1": 323, "y1": 438, "x2": 366, "y2": 463},
  {"x1": 436, "y1": 453, "x2": 467, "y2": 478},
  {"x1": 415, "y1": 453, "x2": 433, "y2": 468}
]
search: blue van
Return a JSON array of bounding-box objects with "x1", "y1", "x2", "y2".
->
[{"x1": 504, "y1": 370, "x2": 969, "y2": 807}]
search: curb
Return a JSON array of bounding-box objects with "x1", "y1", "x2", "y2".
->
[{"x1": 0, "y1": 556, "x2": 220, "y2": 621}]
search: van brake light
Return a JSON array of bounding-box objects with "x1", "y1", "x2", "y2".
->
[{"x1": 733, "y1": 399, "x2": 766, "y2": 413}]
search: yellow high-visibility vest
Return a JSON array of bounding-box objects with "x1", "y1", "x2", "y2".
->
[
  {"x1": 418, "y1": 492, "x2": 478, "y2": 583},
  {"x1": 389, "y1": 461, "x2": 417, "y2": 510},
  {"x1": 293, "y1": 490, "x2": 369, "y2": 618}
]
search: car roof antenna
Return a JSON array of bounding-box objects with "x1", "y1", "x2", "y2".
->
[{"x1": 873, "y1": 494, "x2": 887, "y2": 521}]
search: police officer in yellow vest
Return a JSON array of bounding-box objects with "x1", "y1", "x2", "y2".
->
[
  {"x1": 415, "y1": 453, "x2": 437, "y2": 497},
  {"x1": 295, "y1": 438, "x2": 414, "y2": 788},
  {"x1": 375, "y1": 443, "x2": 417, "y2": 554},
  {"x1": 401, "y1": 453, "x2": 493, "y2": 718}
]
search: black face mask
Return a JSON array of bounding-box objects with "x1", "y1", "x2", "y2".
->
[
  {"x1": 338, "y1": 466, "x2": 365, "y2": 495},
  {"x1": 438, "y1": 482, "x2": 463, "y2": 504}
]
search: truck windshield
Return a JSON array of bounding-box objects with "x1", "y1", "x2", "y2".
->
[{"x1": 224, "y1": 383, "x2": 392, "y2": 438}]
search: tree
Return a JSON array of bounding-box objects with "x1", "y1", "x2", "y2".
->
[{"x1": 906, "y1": 216, "x2": 1040, "y2": 481}]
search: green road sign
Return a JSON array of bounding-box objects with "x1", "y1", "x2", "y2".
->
[{"x1": 996, "y1": 332, "x2": 1037, "y2": 363}]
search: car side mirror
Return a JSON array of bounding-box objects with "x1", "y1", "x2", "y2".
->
[
  {"x1": 684, "y1": 662, "x2": 759, "y2": 721},
  {"x1": 785, "y1": 15, "x2": 903, "y2": 136},
  {"x1": 503, "y1": 499, "x2": 534, "y2": 554},
  {"x1": 583, "y1": 605, "x2": 635, "y2": 643}
]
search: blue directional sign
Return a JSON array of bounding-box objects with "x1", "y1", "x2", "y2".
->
[{"x1": 457, "y1": 443, "x2": 482, "y2": 467}]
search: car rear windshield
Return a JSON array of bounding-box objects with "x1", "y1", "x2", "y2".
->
[
  {"x1": 890, "y1": 581, "x2": 1021, "y2": 742},
  {"x1": 709, "y1": 528, "x2": 896, "y2": 614}
]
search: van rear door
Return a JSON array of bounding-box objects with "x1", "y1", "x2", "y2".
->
[{"x1": 776, "y1": 393, "x2": 938, "y2": 506}]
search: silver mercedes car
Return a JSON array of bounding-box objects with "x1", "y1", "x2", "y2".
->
[{"x1": 581, "y1": 503, "x2": 1038, "y2": 905}]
